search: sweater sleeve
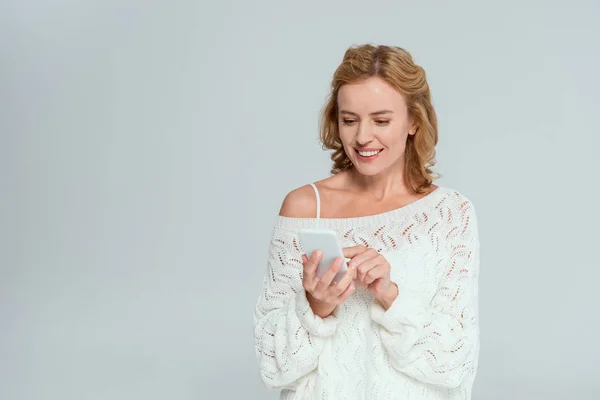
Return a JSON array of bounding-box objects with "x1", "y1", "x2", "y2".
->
[
  {"x1": 371, "y1": 199, "x2": 480, "y2": 389},
  {"x1": 253, "y1": 223, "x2": 340, "y2": 390}
]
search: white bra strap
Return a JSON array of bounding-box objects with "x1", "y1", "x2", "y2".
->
[{"x1": 309, "y1": 183, "x2": 321, "y2": 226}]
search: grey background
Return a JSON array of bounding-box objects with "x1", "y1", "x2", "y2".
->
[{"x1": 2, "y1": 1, "x2": 599, "y2": 399}]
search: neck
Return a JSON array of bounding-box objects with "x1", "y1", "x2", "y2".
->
[{"x1": 349, "y1": 162, "x2": 410, "y2": 201}]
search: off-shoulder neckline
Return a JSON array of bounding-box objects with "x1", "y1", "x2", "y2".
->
[{"x1": 274, "y1": 186, "x2": 453, "y2": 230}]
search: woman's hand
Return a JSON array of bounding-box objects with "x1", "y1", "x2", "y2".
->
[
  {"x1": 343, "y1": 245, "x2": 398, "y2": 309},
  {"x1": 302, "y1": 250, "x2": 357, "y2": 318}
]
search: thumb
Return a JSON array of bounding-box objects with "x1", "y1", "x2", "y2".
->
[{"x1": 343, "y1": 245, "x2": 368, "y2": 258}]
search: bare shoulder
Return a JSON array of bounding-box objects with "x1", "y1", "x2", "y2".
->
[
  {"x1": 278, "y1": 173, "x2": 347, "y2": 218},
  {"x1": 278, "y1": 184, "x2": 319, "y2": 218}
]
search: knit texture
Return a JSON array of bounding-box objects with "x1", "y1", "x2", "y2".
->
[{"x1": 253, "y1": 187, "x2": 480, "y2": 400}]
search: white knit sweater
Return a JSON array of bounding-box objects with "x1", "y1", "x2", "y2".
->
[{"x1": 253, "y1": 186, "x2": 480, "y2": 400}]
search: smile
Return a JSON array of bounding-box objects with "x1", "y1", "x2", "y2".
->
[{"x1": 355, "y1": 148, "x2": 383, "y2": 161}]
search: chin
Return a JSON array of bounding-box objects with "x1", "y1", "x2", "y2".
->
[{"x1": 352, "y1": 162, "x2": 386, "y2": 176}]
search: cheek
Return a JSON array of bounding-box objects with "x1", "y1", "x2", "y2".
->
[
  {"x1": 379, "y1": 128, "x2": 407, "y2": 148},
  {"x1": 338, "y1": 126, "x2": 354, "y2": 146}
]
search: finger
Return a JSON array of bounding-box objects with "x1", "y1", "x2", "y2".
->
[
  {"x1": 342, "y1": 245, "x2": 368, "y2": 259},
  {"x1": 334, "y1": 280, "x2": 356, "y2": 305},
  {"x1": 331, "y1": 260, "x2": 354, "y2": 285},
  {"x1": 304, "y1": 250, "x2": 322, "y2": 275},
  {"x1": 347, "y1": 248, "x2": 379, "y2": 270},
  {"x1": 357, "y1": 258, "x2": 381, "y2": 281},
  {"x1": 332, "y1": 266, "x2": 356, "y2": 294},
  {"x1": 303, "y1": 267, "x2": 318, "y2": 293},
  {"x1": 302, "y1": 254, "x2": 309, "y2": 265},
  {"x1": 311, "y1": 250, "x2": 322, "y2": 263},
  {"x1": 314, "y1": 257, "x2": 343, "y2": 293},
  {"x1": 364, "y1": 265, "x2": 387, "y2": 285},
  {"x1": 303, "y1": 251, "x2": 322, "y2": 290}
]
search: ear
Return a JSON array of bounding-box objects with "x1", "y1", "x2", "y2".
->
[
  {"x1": 408, "y1": 123, "x2": 417, "y2": 136},
  {"x1": 407, "y1": 116, "x2": 417, "y2": 136}
]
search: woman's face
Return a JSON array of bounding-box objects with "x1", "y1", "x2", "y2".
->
[{"x1": 337, "y1": 77, "x2": 415, "y2": 177}]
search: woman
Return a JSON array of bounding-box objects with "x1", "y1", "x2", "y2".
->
[{"x1": 253, "y1": 44, "x2": 480, "y2": 400}]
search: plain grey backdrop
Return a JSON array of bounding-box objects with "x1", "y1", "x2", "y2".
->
[{"x1": 2, "y1": 1, "x2": 599, "y2": 399}]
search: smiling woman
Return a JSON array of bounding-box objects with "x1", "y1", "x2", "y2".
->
[
  {"x1": 253, "y1": 44, "x2": 480, "y2": 400},
  {"x1": 320, "y1": 45, "x2": 439, "y2": 194}
]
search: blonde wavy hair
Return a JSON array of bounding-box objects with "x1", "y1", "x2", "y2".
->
[{"x1": 319, "y1": 44, "x2": 439, "y2": 194}]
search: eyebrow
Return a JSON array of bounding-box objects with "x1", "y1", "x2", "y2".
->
[{"x1": 339, "y1": 109, "x2": 394, "y2": 116}]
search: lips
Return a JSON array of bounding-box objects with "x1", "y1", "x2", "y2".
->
[
  {"x1": 355, "y1": 148, "x2": 384, "y2": 162},
  {"x1": 356, "y1": 149, "x2": 383, "y2": 157}
]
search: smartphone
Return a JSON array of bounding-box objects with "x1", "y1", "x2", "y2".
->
[{"x1": 298, "y1": 228, "x2": 348, "y2": 284}]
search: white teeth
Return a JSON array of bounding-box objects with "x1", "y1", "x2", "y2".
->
[{"x1": 358, "y1": 150, "x2": 381, "y2": 157}]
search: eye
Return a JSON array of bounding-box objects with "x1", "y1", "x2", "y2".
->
[
  {"x1": 342, "y1": 119, "x2": 357, "y2": 126},
  {"x1": 375, "y1": 120, "x2": 390, "y2": 126}
]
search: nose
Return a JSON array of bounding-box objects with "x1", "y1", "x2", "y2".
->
[{"x1": 355, "y1": 122, "x2": 374, "y2": 146}]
